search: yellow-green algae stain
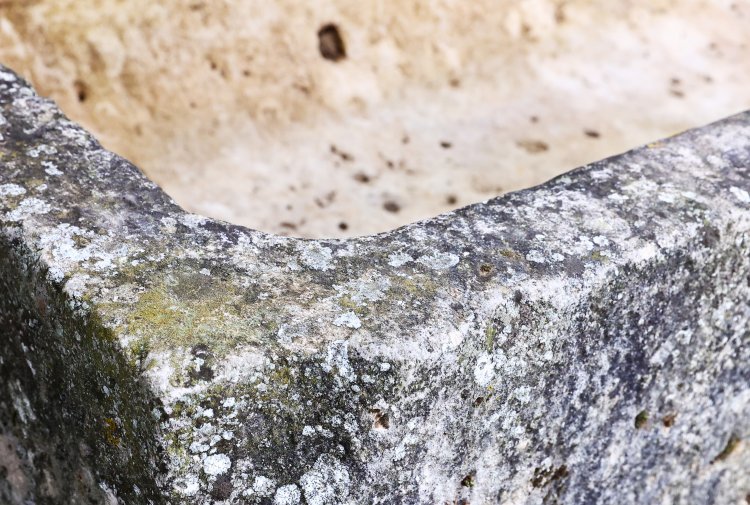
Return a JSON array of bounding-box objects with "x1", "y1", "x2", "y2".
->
[
  {"x1": 125, "y1": 284, "x2": 262, "y2": 354},
  {"x1": 499, "y1": 248, "x2": 525, "y2": 261},
  {"x1": 485, "y1": 325, "x2": 497, "y2": 352},
  {"x1": 590, "y1": 250, "x2": 607, "y2": 262},
  {"x1": 389, "y1": 273, "x2": 439, "y2": 298},
  {"x1": 114, "y1": 269, "x2": 304, "y2": 357}
]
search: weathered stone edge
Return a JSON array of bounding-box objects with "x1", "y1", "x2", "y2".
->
[{"x1": 1, "y1": 64, "x2": 749, "y2": 503}]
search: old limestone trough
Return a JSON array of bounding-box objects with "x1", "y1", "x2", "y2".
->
[{"x1": 0, "y1": 65, "x2": 749, "y2": 504}]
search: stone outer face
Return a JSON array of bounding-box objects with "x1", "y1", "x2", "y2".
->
[{"x1": 0, "y1": 65, "x2": 749, "y2": 504}]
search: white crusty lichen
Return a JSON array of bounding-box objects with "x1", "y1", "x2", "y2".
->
[
  {"x1": 5, "y1": 197, "x2": 51, "y2": 221},
  {"x1": 334, "y1": 275, "x2": 390, "y2": 305},
  {"x1": 179, "y1": 474, "x2": 200, "y2": 496},
  {"x1": 0, "y1": 183, "x2": 26, "y2": 197},
  {"x1": 730, "y1": 186, "x2": 750, "y2": 203},
  {"x1": 332, "y1": 311, "x2": 361, "y2": 329},
  {"x1": 526, "y1": 249, "x2": 545, "y2": 263},
  {"x1": 324, "y1": 340, "x2": 356, "y2": 381},
  {"x1": 473, "y1": 354, "x2": 495, "y2": 387},
  {"x1": 299, "y1": 243, "x2": 334, "y2": 271},
  {"x1": 416, "y1": 251, "x2": 459, "y2": 269},
  {"x1": 202, "y1": 453, "x2": 231, "y2": 478},
  {"x1": 387, "y1": 251, "x2": 414, "y2": 267},
  {"x1": 42, "y1": 161, "x2": 63, "y2": 176},
  {"x1": 252, "y1": 476, "x2": 276, "y2": 497},
  {"x1": 274, "y1": 484, "x2": 301, "y2": 505},
  {"x1": 299, "y1": 455, "x2": 350, "y2": 505},
  {"x1": 181, "y1": 213, "x2": 207, "y2": 228}
]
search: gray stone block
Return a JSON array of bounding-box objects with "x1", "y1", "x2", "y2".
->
[{"x1": 0, "y1": 65, "x2": 748, "y2": 504}]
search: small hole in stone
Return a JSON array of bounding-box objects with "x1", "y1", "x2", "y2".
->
[
  {"x1": 191, "y1": 344, "x2": 210, "y2": 357},
  {"x1": 474, "y1": 396, "x2": 484, "y2": 406},
  {"x1": 74, "y1": 80, "x2": 88, "y2": 102},
  {"x1": 440, "y1": 141, "x2": 452, "y2": 149},
  {"x1": 513, "y1": 290, "x2": 523, "y2": 304},
  {"x1": 330, "y1": 144, "x2": 354, "y2": 162},
  {"x1": 516, "y1": 139, "x2": 549, "y2": 154},
  {"x1": 318, "y1": 23, "x2": 346, "y2": 62},
  {"x1": 662, "y1": 413, "x2": 676, "y2": 427},
  {"x1": 634, "y1": 410, "x2": 649, "y2": 429},
  {"x1": 531, "y1": 464, "x2": 568, "y2": 488},
  {"x1": 461, "y1": 473, "x2": 475, "y2": 487},
  {"x1": 370, "y1": 408, "x2": 390, "y2": 430},
  {"x1": 555, "y1": 4, "x2": 566, "y2": 23},
  {"x1": 338, "y1": 221, "x2": 348, "y2": 231},
  {"x1": 530, "y1": 115, "x2": 539, "y2": 123},
  {"x1": 353, "y1": 173, "x2": 370, "y2": 184},
  {"x1": 446, "y1": 194, "x2": 457, "y2": 205},
  {"x1": 383, "y1": 200, "x2": 400, "y2": 213},
  {"x1": 584, "y1": 129, "x2": 601, "y2": 138},
  {"x1": 479, "y1": 264, "x2": 492, "y2": 275}
]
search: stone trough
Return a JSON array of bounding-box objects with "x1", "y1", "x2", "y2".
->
[{"x1": 0, "y1": 65, "x2": 749, "y2": 504}]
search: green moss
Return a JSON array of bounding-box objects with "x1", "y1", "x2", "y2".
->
[
  {"x1": 394, "y1": 274, "x2": 438, "y2": 298},
  {"x1": 333, "y1": 294, "x2": 370, "y2": 320},
  {"x1": 26, "y1": 177, "x2": 45, "y2": 189},
  {"x1": 500, "y1": 248, "x2": 524, "y2": 261},
  {"x1": 128, "y1": 337, "x2": 153, "y2": 374},
  {"x1": 130, "y1": 289, "x2": 183, "y2": 331},
  {"x1": 634, "y1": 410, "x2": 649, "y2": 429},
  {"x1": 122, "y1": 274, "x2": 280, "y2": 355},
  {"x1": 591, "y1": 250, "x2": 606, "y2": 262},
  {"x1": 103, "y1": 417, "x2": 121, "y2": 447},
  {"x1": 460, "y1": 473, "x2": 475, "y2": 488},
  {"x1": 337, "y1": 294, "x2": 358, "y2": 310},
  {"x1": 485, "y1": 325, "x2": 497, "y2": 352},
  {"x1": 267, "y1": 365, "x2": 294, "y2": 389}
]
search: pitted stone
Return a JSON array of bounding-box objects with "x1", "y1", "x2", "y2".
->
[{"x1": 0, "y1": 65, "x2": 748, "y2": 504}]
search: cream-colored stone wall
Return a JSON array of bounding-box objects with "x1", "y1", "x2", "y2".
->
[{"x1": 1, "y1": 0, "x2": 749, "y2": 237}]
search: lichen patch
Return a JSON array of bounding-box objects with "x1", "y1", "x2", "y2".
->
[
  {"x1": 417, "y1": 251, "x2": 459, "y2": 270},
  {"x1": 299, "y1": 243, "x2": 334, "y2": 271},
  {"x1": 332, "y1": 311, "x2": 361, "y2": 329},
  {"x1": 202, "y1": 453, "x2": 231, "y2": 479},
  {"x1": 5, "y1": 197, "x2": 51, "y2": 221}
]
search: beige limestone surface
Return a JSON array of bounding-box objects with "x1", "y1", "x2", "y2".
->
[{"x1": 0, "y1": 0, "x2": 749, "y2": 238}]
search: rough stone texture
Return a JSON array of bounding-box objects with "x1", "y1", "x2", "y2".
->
[{"x1": 0, "y1": 65, "x2": 749, "y2": 504}]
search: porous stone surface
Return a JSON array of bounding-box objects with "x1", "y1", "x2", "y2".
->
[
  {"x1": 0, "y1": 66, "x2": 749, "y2": 504},
  {"x1": 2, "y1": 1, "x2": 749, "y2": 237}
]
